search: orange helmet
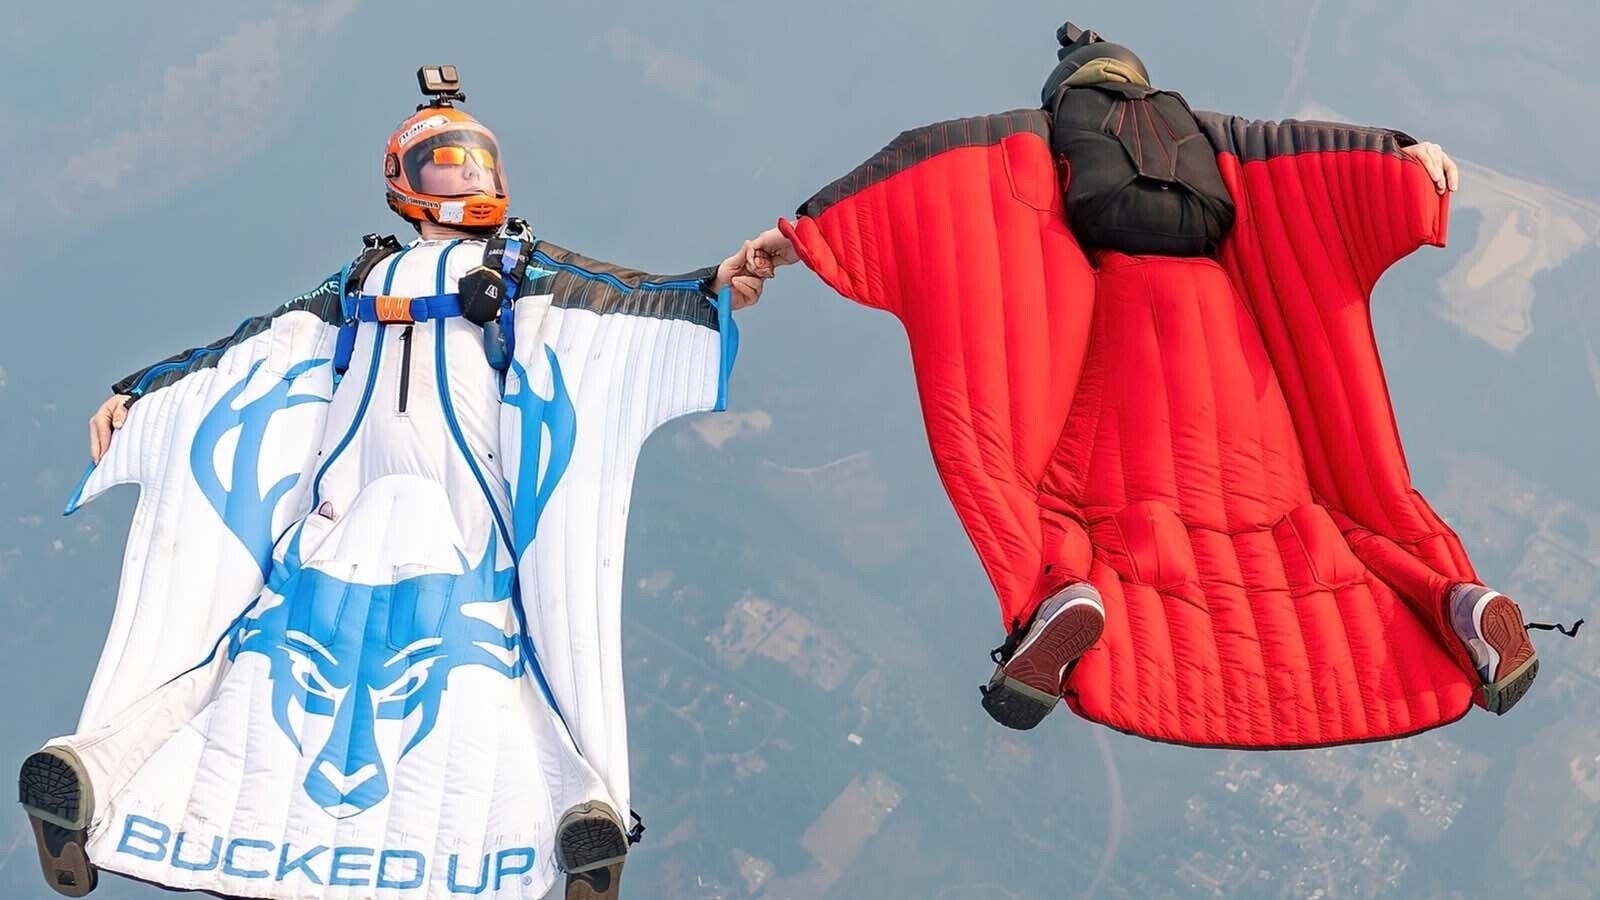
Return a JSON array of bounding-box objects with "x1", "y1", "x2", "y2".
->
[{"x1": 384, "y1": 105, "x2": 508, "y2": 229}]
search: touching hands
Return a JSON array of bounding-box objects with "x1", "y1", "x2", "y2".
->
[
  {"x1": 712, "y1": 244, "x2": 769, "y2": 310},
  {"x1": 709, "y1": 226, "x2": 801, "y2": 311},
  {"x1": 740, "y1": 227, "x2": 800, "y2": 278}
]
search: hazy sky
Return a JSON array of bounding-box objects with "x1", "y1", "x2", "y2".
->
[{"x1": 2, "y1": 3, "x2": 1596, "y2": 897}]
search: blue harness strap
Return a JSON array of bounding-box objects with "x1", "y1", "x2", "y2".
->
[
  {"x1": 494, "y1": 237, "x2": 524, "y2": 369},
  {"x1": 332, "y1": 235, "x2": 404, "y2": 374},
  {"x1": 333, "y1": 260, "x2": 359, "y2": 375},
  {"x1": 354, "y1": 293, "x2": 464, "y2": 323}
]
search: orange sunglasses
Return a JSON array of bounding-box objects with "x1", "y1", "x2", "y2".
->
[{"x1": 429, "y1": 146, "x2": 497, "y2": 169}]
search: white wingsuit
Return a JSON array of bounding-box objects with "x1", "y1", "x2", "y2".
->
[{"x1": 34, "y1": 235, "x2": 737, "y2": 899}]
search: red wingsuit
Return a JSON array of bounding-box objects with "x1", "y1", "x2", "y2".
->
[{"x1": 780, "y1": 110, "x2": 1487, "y2": 749}]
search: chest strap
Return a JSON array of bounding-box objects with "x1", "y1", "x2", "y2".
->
[{"x1": 355, "y1": 293, "x2": 463, "y2": 324}]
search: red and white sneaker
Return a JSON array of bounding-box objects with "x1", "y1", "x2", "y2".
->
[
  {"x1": 1448, "y1": 584, "x2": 1539, "y2": 714},
  {"x1": 980, "y1": 583, "x2": 1105, "y2": 730}
]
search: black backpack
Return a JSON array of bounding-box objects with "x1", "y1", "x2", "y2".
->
[{"x1": 1048, "y1": 83, "x2": 1235, "y2": 257}]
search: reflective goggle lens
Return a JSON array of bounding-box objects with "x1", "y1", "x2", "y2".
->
[{"x1": 430, "y1": 146, "x2": 497, "y2": 169}]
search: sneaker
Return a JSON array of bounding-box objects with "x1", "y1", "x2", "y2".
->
[
  {"x1": 557, "y1": 801, "x2": 629, "y2": 898},
  {"x1": 1448, "y1": 584, "x2": 1539, "y2": 714},
  {"x1": 980, "y1": 583, "x2": 1105, "y2": 730},
  {"x1": 18, "y1": 746, "x2": 97, "y2": 897}
]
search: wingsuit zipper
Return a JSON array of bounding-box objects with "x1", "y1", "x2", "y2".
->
[{"x1": 397, "y1": 325, "x2": 414, "y2": 413}]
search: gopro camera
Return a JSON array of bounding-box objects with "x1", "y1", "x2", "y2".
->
[
  {"x1": 1056, "y1": 22, "x2": 1103, "y2": 49},
  {"x1": 416, "y1": 65, "x2": 467, "y2": 107}
]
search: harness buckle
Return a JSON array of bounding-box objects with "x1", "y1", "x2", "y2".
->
[{"x1": 374, "y1": 295, "x2": 415, "y2": 323}]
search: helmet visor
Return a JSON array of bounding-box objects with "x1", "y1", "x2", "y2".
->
[{"x1": 402, "y1": 129, "x2": 505, "y2": 197}]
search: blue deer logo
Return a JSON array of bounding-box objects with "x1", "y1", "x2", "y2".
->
[
  {"x1": 191, "y1": 357, "x2": 331, "y2": 579},
  {"x1": 226, "y1": 525, "x2": 523, "y2": 819},
  {"x1": 504, "y1": 346, "x2": 576, "y2": 560}
]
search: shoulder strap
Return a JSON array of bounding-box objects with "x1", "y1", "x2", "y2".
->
[
  {"x1": 333, "y1": 233, "x2": 404, "y2": 374},
  {"x1": 480, "y1": 218, "x2": 539, "y2": 371},
  {"x1": 485, "y1": 217, "x2": 537, "y2": 297},
  {"x1": 345, "y1": 233, "x2": 406, "y2": 294}
]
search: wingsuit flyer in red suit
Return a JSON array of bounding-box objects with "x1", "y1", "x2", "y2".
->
[{"x1": 743, "y1": 22, "x2": 1584, "y2": 750}]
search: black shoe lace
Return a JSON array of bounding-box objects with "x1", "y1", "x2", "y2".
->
[
  {"x1": 989, "y1": 615, "x2": 1027, "y2": 665},
  {"x1": 1526, "y1": 618, "x2": 1584, "y2": 638}
]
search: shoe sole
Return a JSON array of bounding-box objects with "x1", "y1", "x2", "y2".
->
[
  {"x1": 557, "y1": 803, "x2": 630, "y2": 876},
  {"x1": 19, "y1": 749, "x2": 97, "y2": 897},
  {"x1": 566, "y1": 860, "x2": 624, "y2": 900},
  {"x1": 981, "y1": 601, "x2": 1104, "y2": 731},
  {"x1": 1480, "y1": 594, "x2": 1539, "y2": 715}
]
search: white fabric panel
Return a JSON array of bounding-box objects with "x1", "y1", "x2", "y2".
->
[
  {"x1": 505, "y1": 299, "x2": 724, "y2": 818},
  {"x1": 70, "y1": 308, "x2": 338, "y2": 730},
  {"x1": 79, "y1": 477, "x2": 595, "y2": 899}
]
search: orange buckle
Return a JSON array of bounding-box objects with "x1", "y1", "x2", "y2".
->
[{"x1": 374, "y1": 295, "x2": 414, "y2": 323}]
